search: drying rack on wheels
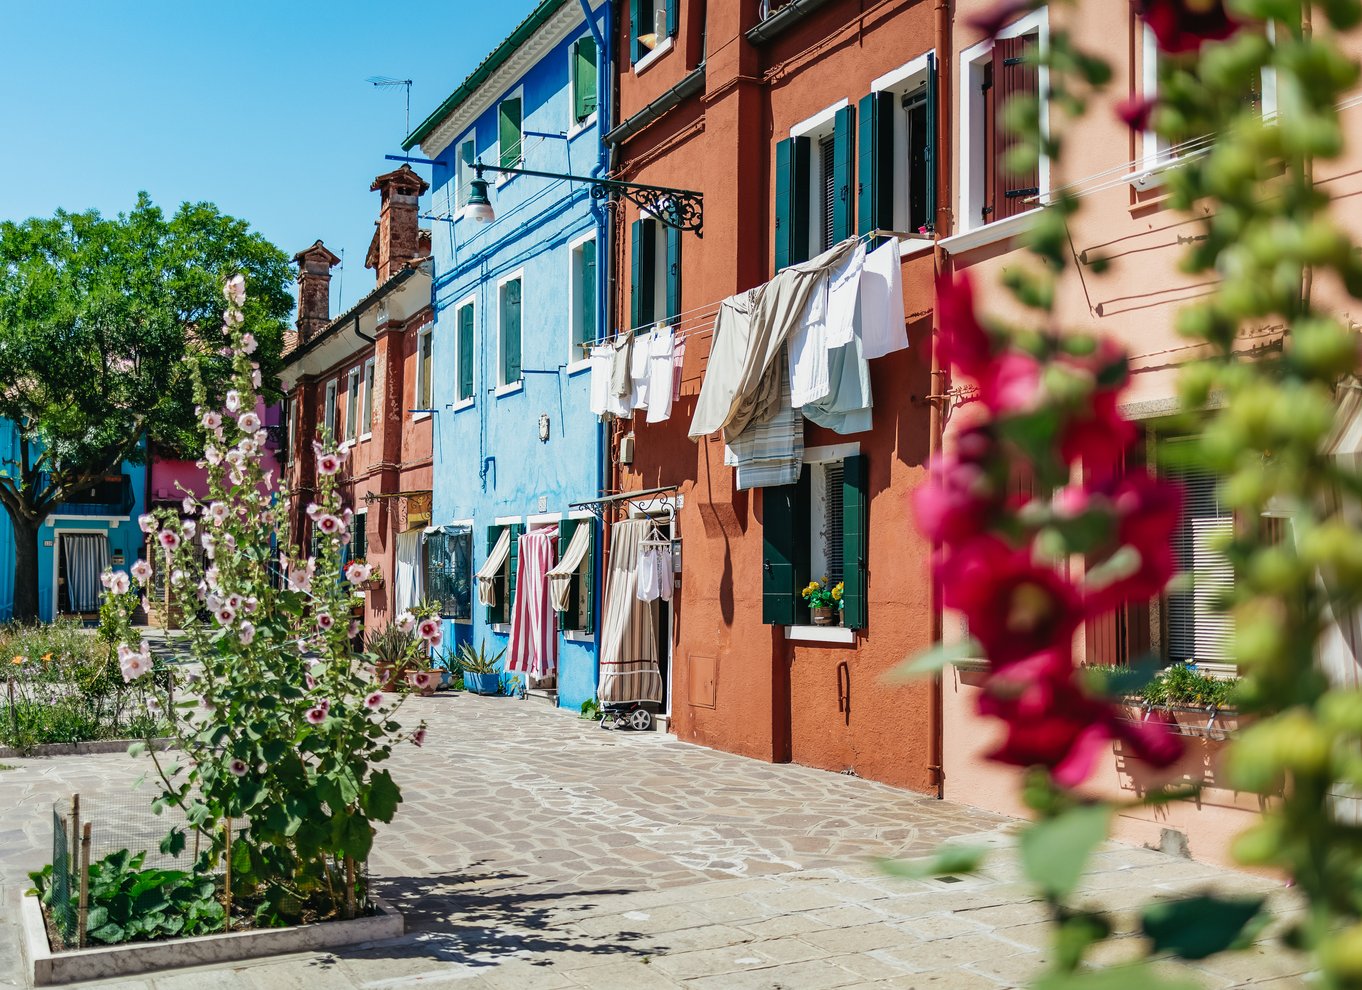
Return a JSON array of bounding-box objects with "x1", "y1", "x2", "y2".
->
[{"x1": 597, "y1": 659, "x2": 662, "y2": 731}]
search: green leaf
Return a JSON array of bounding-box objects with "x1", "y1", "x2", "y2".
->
[
  {"x1": 127, "y1": 741, "x2": 147, "y2": 758},
  {"x1": 360, "y1": 769, "x2": 402, "y2": 823},
  {"x1": 89, "y1": 922, "x2": 128, "y2": 945},
  {"x1": 85, "y1": 905, "x2": 109, "y2": 931},
  {"x1": 880, "y1": 844, "x2": 989, "y2": 880},
  {"x1": 1019, "y1": 804, "x2": 1113, "y2": 898},
  {"x1": 1033, "y1": 964, "x2": 1202, "y2": 990},
  {"x1": 159, "y1": 828, "x2": 186, "y2": 858},
  {"x1": 1142, "y1": 895, "x2": 1267, "y2": 960},
  {"x1": 889, "y1": 638, "x2": 982, "y2": 682}
]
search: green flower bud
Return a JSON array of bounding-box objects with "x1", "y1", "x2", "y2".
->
[
  {"x1": 1319, "y1": 691, "x2": 1362, "y2": 734},
  {"x1": 1320, "y1": 924, "x2": 1362, "y2": 980},
  {"x1": 1233, "y1": 612, "x2": 1287, "y2": 669},
  {"x1": 1230, "y1": 817, "x2": 1287, "y2": 866},
  {"x1": 1291, "y1": 318, "x2": 1359, "y2": 380}
]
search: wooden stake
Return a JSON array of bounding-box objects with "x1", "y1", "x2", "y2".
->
[
  {"x1": 344, "y1": 856, "x2": 356, "y2": 920},
  {"x1": 69, "y1": 794, "x2": 80, "y2": 883},
  {"x1": 77, "y1": 823, "x2": 91, "y2": 949},
  {"x1": 223, "y1": 819, "x2": 232, "y2": 932}
]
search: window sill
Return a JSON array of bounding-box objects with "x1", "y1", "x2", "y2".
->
[
  {"x1": 490, "y1": 623, "x2": 510, "y2": 635},
  {"x1": 785, "y1": 624, "x2": 856, "y2": 644},
  {"x1": 567, "y1": 114, "x2": 597, "y2": 140},
  {"x1": 939, "y1": 208, "x2": 1042, "y2": 256},
  {"x1": 633, "y1": 36, "x2": 673, "y2": 75},
  {"x1": 453, "y1": 398, "x2": 475, "y2": 412},
  {"x1": 563, "y1": 630, "x2": 595, "y2": 643},
  {"x1": 566, "y1": 358, "x2": 591, "y2": 376},
  {"x1": 411, "y1": 412, "x2": 431, "y2": 423},
  {"x1": 358, "y1": 432, "x2": 373, "y2": 443},
  {"x1": 495, "y1": 169, "x2": 521, "y2": 189},
  {"x1": 495, "y1": 381, "x2": 524, "y2": 399},
  {"x1": 898, "y1": 237, "x2": 935, "y2": 260}
]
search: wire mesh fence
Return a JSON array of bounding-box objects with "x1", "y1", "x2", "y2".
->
[{"x1": 47, "y1": 805, "x2": 75, "y2": 944}]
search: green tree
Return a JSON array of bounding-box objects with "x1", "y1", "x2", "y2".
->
[{"x1": 0, "y1": 194, "x2": 293, "y2": 622}]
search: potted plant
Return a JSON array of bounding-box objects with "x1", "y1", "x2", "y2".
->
[
  {"x1": 801, "y1": 578, "x2": 844, "y2": 626},
  {"x1": 457, "y1": 640, "x2": 506, "y2": 696},
  {"x1": 366, "y1": 623, "x2": 416, "y2": 692}
]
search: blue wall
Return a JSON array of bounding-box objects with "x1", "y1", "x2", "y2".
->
[
  {"x1": 427, "y1": 3, "x2": 609, "y2": 711},
  {"x1": 0, "y1": 422, "x2": 146, "y2": 622}
]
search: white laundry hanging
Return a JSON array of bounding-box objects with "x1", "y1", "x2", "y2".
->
[
  {"x1": 646, "y1": 325, "x2": 677, "y2": 424},
  {"x1": 859, "y1": 240, "x2": 908, "y2": 359}
]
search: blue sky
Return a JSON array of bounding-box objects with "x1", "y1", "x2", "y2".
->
[{"x1": 0, "y1": 1, "x2": 538, "y2": 313}]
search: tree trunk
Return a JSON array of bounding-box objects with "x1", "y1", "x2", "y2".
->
[{"x1": 10, "y1": 512, "x2": 42, "y2": 624}]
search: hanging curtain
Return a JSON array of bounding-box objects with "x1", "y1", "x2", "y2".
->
[
  {"x1": 394, "y1": 530, "x2": 424, "y2": 615},
  {"x1": 476, "y1": 528, "x2": 513, "y2": 607},
  {"x1": 548, "y1": 523, "x2": 591, "y2": 612},
  {"x1": 508, "y1": 528, "x2": 558, "y2": 678},
  {"x1": 598, "y1": 519, "x2": 663, "y2": 704},
  {"x1": 63, "y1": 533, "x2": 109, "y2": 613}
]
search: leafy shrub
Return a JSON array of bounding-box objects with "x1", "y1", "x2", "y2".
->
[{"x1": 1140, "y1": 663, "x2": 1237, "y2": 711}]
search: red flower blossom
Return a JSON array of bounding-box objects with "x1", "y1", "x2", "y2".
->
[
  {"x1": 913, "y1": 428, "x2": 1005, "y2": 546},
  {"x1": 1134, "y1": 0, "x2": 1241, "y2": 54},
  {"x1": 1084, "y1": 475, "x2": 1183, "y2": 612},
  {"x1": 967, "y1": 0, "x2": 1037, "y2": 40},
  {"x1": 1059, "y1": 388, "x2": 1138, "y2": 480},
  {"x1": 1115, "y1": 95, "x2": 1157, "y2": 132},
  {"x1": 979, "y1": 659, "x2": 1184, "y2": 786},
  {"x1": 940, "y1": 538, "x2": 1086, "y2": 671},
  {"x1": 936, "y1": 271, "x2": 994, "y2": 380}
]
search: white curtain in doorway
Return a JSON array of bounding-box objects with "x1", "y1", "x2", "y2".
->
[
  {"x1": 62, "y1": 533, "x2": 109, "y2": 613},
  {"x1": 394, "y1": 530, "x2": 425, "y2": 616}
]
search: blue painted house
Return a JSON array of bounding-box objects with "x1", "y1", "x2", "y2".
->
[
  {"x1": 404, "y1": 0, "x2": 610, "y2": 710},
  {"x1": 0, "y1": 422, "x2": 146, "y2": 622}
]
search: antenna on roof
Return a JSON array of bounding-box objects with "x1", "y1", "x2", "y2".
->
[
  {"x1": 367, "y1": 76, "x2": 414, "y2": 137},
  {"x1": 337, "y1": 248, "x2": 345, "y2": 311}
]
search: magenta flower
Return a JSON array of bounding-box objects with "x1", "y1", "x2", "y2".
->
[
  {"x1": 1115, "y1": 94, "x2": 1157, "y2": 132},
  {"x1": 364, "y1": 692, "x2": 383, "y2": 710},
  {"x1": 412, "y1": 727, "x2": 427, "y2": 748},
  {"x1": 418, "y1": 618, "x2": 440, "y2": 642},
  {"x1": 1135, "y1": 0, "x2": 1241, "y2": 54},
  {"x1": 305, "y1": 707, "x2": 326, "y2": 725},
  {"x1": 130, "y1": 559, "x2": 152, "y2": 583},
  {"x1": 317, "y1": 611, "x2": 335, "y2": 631},
  {"x1": 158, "y1": 530, "x2": 181, "y2": 552},
  {"x1": 228, "y1": 758, "x2": 248, "y2": 777}
]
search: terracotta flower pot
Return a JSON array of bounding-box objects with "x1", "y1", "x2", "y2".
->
[
  {"x1": 406, "y1": 670, "x2": 438, "y2": 697},
  {"x1": 811, "y1": 606, "x2": 836, "y2": 626}
]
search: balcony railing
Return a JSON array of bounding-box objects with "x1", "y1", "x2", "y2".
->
[{"x1": 46, "y1": 473, "x2": 135, "y2": 517}]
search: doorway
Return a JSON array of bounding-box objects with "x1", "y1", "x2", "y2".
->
[
  {"x1": 630, "y1": 498, "x2": 677, "y2": 717},
  {"x1": 56, "y1": 532, "x2": 109, "y2": 617}
]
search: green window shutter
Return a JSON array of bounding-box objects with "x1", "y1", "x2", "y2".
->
[
  {"x1": 582, "y1": 520, "x2": 595, "y2": 635},
  {"x1": 507, "y1": 523, "x2": 523, "y2": 610},
  {"x1": 857, "y1": 92, "x2": 895, "y2": 244},
  {"x1": 775, "y1": 138, "x2": 792, "y2": 272},
  {"x1": 499, "y1": 97, "x2": 522, "y2": 168},
  {"x1": 502, "y1": 280, "x2": 522, "y2": 383},
  {"x1": 665, "y1": 0, "x2": 678, "y2": 39},
  {"x1": 762, "y1": 472, "x2": 810, "y2": 626},
  {"x1": 557, "y1": 515, "x2": 580, "y2": 629},
  {"x1": 665, "y1": 225, "x2": 682, "y2": 323},
  {"x1": 630, "y1": 0, "x2": 643, "y2": 63},
  {"x1": 486, "y1": 525, "x2": 505, "y2": 625},
  {"x1": 775, "y1": 136, "x2": 812, "y2": 273},
  {"x1": 841, "y1": 454, "x2": 869, "y2": 630},
  {"x1": 458, "y1": 304, "x2": 474, "y2": 401},
  {"x1": 459, "y1": 140, "x2": 475, "y2": 205},
  {"x1": 925, "y1": 52, "x2": 938, "y2": 232},
  {"x1": 630, "y1": 219, "x2": 656, "y2": 329},
  {"x1": 580, "y1": 239, "x2": 597, "y2": 348},
  {"x1": 832, "y1": 104, "x2": 856, "y2": 244},
  {"x1": 574, "y1": 37, "x2": 598, "y2": 121}
]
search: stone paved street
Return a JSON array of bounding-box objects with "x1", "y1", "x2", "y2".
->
[{"x1": 0, "y1": 695, "x2": 1306, "y2": 988}]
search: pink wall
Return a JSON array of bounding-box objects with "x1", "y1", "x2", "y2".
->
[{"x1": 149, "y1": 400, "x2": 283, "y2": 503}]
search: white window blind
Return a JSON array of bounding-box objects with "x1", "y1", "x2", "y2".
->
[
  {"x1": 1164, "y1": 444, "x2": 1234, "y2": 664},
  {"x1": 819, "y1": 135, "x2": 836, "y2": 252}
]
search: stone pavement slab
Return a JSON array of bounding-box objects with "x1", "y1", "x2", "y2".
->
[{"x1": 0, "y1": 693, "x2": 1304, "y2": 988}]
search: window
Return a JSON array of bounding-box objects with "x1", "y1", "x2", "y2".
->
[
  {"x1": 865, "y1": 53, "x2": 938, "y2": 240},
  {"x1": 629, "y1": 218, "x2": 681, "y2": 330},
  {"x1": 323, "y1": 380, "x2": 337, "y2": 440},
  {"x1": 498, "y1": 94, "x2": 522, "y2": 170},
  {"x1": 570, "y1": 235, "x2": 598, "y2": 360},
  {"x1": 571, "y1": 36, "x2": 598, "y2": 125},
  {"x1": 416, "y1": 326, "x2": 433, "y2": 410},
  {"x1": 426, "y1": 524, "x2": 473, "y2": 622},
  {"x1": 361, "y1": 357, "x2": 375, "y2": 436},
  {"x1": 959, "y1": 9, "x2": 1048, "y2": 232},
  {"x1": 498, "y1": 275, "x2": 523, "y2": 388},
  {"x1": 482, "y1": 522, "x2": 523, "y2": 625},
  {"x1": 552, "y1": 516, "x2": 595, "y2": 633},
  {"x1": 351, "y1": 510, "x2": 368, "y2": 563},
  {"x1": 775, "y1": 102, "x2": 854, "y2": 270},
  {"x1": 455, "y1": 297, "x2": 476, "y2": 405},
  {"x1": 344, "y1": 367, "x2": 360, "y2": 442},
  {"x1": 762, "y1": 451, "x2": 869, "y2": 630},
  {"x1": 286, "y1": 396, "x2": 298, "y2": 463},
  {"x1": 456, "y1": 136, "x2": 477, "y2": 207},
  {"x1": 1163, "y1": 440, "x2": 1234, "y2": 666},
  {"x1": 630, "y1": 0, "x2": 676, "y2": 65}
]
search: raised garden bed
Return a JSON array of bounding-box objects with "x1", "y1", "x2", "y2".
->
[
  {"x1": 21, "y1": 891, "x2": 402, "y2": 985},
  {"x1": 0, "y1": 737, "x2": 172, "y2": 759}
]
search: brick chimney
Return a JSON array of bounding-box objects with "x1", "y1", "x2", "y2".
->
[
  {"x1": 368, "y1": 164, "x2": 430, "y2": 281},
  {"x1": 292, "y1": 240, "x2": 341, "y2": 347}
]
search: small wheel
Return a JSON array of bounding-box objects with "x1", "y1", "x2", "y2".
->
[{"x1": 628, "y1": 707, "x2": 653, "y2": 732}]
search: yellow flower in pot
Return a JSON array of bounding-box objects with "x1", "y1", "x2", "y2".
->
[{"x1": 801, "y1": 578, "x2": 844, "y2": 626}]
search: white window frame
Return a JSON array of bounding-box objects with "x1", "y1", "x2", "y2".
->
[
  {"x1": 455, "y1": 134, "x2": 477, "y2": 209},
  {"x1": 568, "y1": 36, "x2": 599, "y2": 138},
  {"x1": 872, "y1": 52, "x2": 938, "y2": 259},
  {"x1": 956, "y1": 7, "x2": 1050, "y2": 241},
  {"x1": 286, "y1": 395, "x2": 298, "y2": 462},
  {"x1": 633, "y1": 0, "x2": 675, "y2": 75},
  {"x1": 344, "y1": 367, "x2": 361, "y2": 444},
  {"x1": 791, "y1": 99, "x2": 850, "y2": 261},
  {"x1": 323, "y1": 379, "x2": 338, "y2": 440},
  {"x1": 413, "y1": 324, "x2": 434, "y2": 421},
  {"x1": 360, "y1": 357, "x2": 375, "y2": 441},
  {"x1": 496, "y1": 86, "x2": 525, "y2": 184},
  {"x1": 566, "y1": 232, "x2": 596, "y2": 374},
  {"x1": 787, "y1": 442, "x2": 860, "y2": 645},
  {"x1": 496, "y1": 269, "x2": 525, "y2": 396},
  {"x1": 454, "y1": 294, "x2": 477, "y2": 411},
  {"x1": 558, "y1": 508, "x2": 597, "y2": 642}
]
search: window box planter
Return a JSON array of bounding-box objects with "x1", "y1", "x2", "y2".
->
[{"x1": 1119, "y1": 701, "x2": 1240, "y2": 742}]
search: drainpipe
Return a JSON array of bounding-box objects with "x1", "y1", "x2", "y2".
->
[{"x1": 928, "y1": 0, "x2": 954, "y2": 801}]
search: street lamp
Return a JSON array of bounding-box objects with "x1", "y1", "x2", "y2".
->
[{"x1": 464, "y1": 177, "x2": 495, "y2": 223}]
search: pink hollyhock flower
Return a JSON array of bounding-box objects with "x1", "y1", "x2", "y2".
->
[
  {"x1": 205, "y1": 446, "x2": 223, "y2": 466},
  {"x1": 171, "y1": 568, "x2": 186, "y2": 585},
  {"x1": 396, "y1": 612, "x2": 416, "y2": 634},
  {"x1": 238, "y1": 411, "x2": 261, "y2": 433},
  {"x1": 240, "y1": 332, "x2": 258, "y2": 355},
  {"x1": 418, "y1": 618, "x2": 440, "y2": 641},
  {"x1": 181, "y1": 496, "x2": 196, "y2": 515},
  {"x1": 239, "y1": 622, "x2": 256, "y2": 647},
  {"x1": 1115, "y1": 94, "x2": 1157, "y2": 132},
  {"x1": 364, "y1": 692, "x2": 383, "y2": 710},
  {"x1": 244, "y1": 596, "x2": 259, "y2": 613},
  {"x1": 317, "y1": 453, "x2": 342, "y2": 476},
  {"x1": 216, "y1": 606, "x2": 236, "y2": 627},
  {"x1": 305, "y1": 674, "x2": 316, "y2": 690},
  {"x1": 225, "y1": 390, "x2": 242, "y2": 413},
  {"x1": 251, "y1": 367, "x2": 263, "y2": 389},
  {"x1": 968, "y1": 0, "x2": 1037, "y2": 39},
  {"x1": 305, "y1": 706, "x2": 327, "y2": 725},
  {"x1": 229, "y1": 759, "x2": 248, "y2": 777},
  {"x1": 317, "y1": 612, "x2": 335, "y2": 631},
  {"x1": 229, "y1": 469, "x2": 245, "y2": 487},
  {"x1": 208, "y1": 502, "x2": 228, "y2": 525},
  {"x1": 138, "y1": 513, "x2": 159, "y2": 534},
  {"x1": 182, "y1": 519, "x2": 197, "y2": 539},
  {"x1": 99, "y1": 570, "x2": 113, "y2": 590},
  {"x1": 224, "y1": 274, "x2": 246, "y2": 306},
  {"x1": 130, "y1": 559, "x2": 152, "y2": 583},
  {"x1": 319, "y1": 698, "x2": 331, "y2": 714},
  {"x1": 348, "y1": 620, "x2": 360, "y2": 638},
  {"x1": 1058, "y1": 388, "x2": 1138, "y2": 480},
  {"x1": 305, "y1": 503, "x2": 322, "y2": 520},
  {"x1": 316, "y1": 514, "x2": 344, "y2": 536},
  {"x1": 107, "y1": 571, "x2": 130, "y2": 595},
  {"x1": 1135, "y1": 0, "x2": 1241, "y2": 54},
  {"x1": 224, "y1": 308, "x2": 244, "y2": 327},
  {"x1": 412, "y1": 727, "x2": 427, "y2": 748},
  {"x1": 345, "y1": 561, "x2": 372, "y2": 584},
  {"x1": 939, "y1": 537, "x2": 1085, "y2": 672},
  {"x1": 121, "y1": 651, "x2": 152, "y2": 683},
  {"x1": 202, "y1": 411, "x2": 222, "y2": 431},
  {"x1": 158, "y1": 530, "x2": 181, "y2": 552},
  {"x1": 979, "y1": 657, "x2": 1183, "y2": 786},
  {"x1": 936, "y1": 272, "x2": 994, "y2": 380},
  {"x1": 1084, "y1": 475, "x2": 1184, "y2": 613}
]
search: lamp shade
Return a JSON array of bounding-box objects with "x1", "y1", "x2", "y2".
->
[{"x1": 463, "y1": 178, "x2": 495, "y2": 223}]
